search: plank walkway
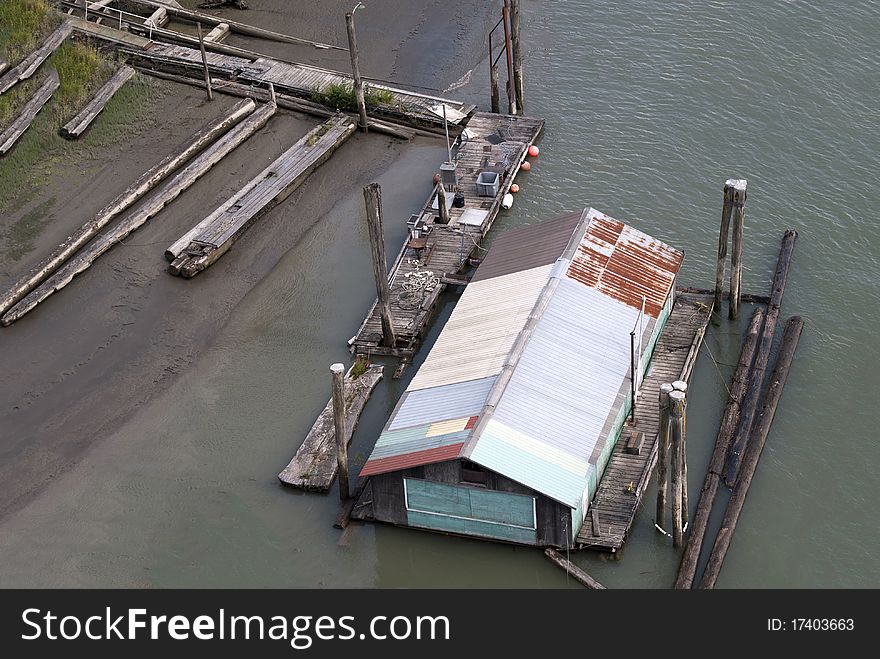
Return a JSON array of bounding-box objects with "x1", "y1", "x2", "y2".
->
[
  {"x1": 122, "y1": 42, "x2": 474, "y2": 130},
  {"x1": 167, "y1": 113, "x2": 356, "y2": 277},
  {"x1": 575, "y1": 292, "x2": 714, "y2": 551},
  {"x1": 279, "y1": 365, "x2": 384, "y2": 492},
  {"x1": 0, "y1": 70, "x2": 60, "y2": 157},
  {"x1": 0, "y1": 22, "x2": 72, "y2": 95},
  {"x1": 60, "y1": 65, "x2": 135, "y2": 139},
  {"x1": 350, "y1": 112, "x2": 545, "y2": 359},
  {"x1": 68, "y1": 15, "x2": 154, "y2": 49}
]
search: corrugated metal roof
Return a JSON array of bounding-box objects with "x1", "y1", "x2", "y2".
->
[
  {"x1": 362, "y1": 207, "x2": 683, "y2": 506},
  {"x1": 470, "y1": 210, "x2": 586, "y2": 283},
  {"x1": 567, "y1": 208, "x2": 683, "y2": 317},
  {"x1": 406, "y1": 263, "x2": 554, "y2": 391}
]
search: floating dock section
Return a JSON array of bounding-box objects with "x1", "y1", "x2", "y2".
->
[
  {"x1": 167, "y1": 113, "x2": 356, "y2": 277},
  {"x1": 350, "y1": 112, "x2": 544, "y2": 360}
]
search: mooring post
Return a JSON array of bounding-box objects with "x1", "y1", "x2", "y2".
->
[
  {"x1": 345, "y1": 8, "x2": 369, "y2": 133},
  {"x1": 196, "y1": 22, "x2": 213, "y2": 101},
  {"x1": 672, "y1": 380, "x2": 689, "y2": 530},
  {"x1": 330, "y1": 363, "x2": 350, "y2": 501},
  {"x1": 713, "y1": 182, "x2": 734, "y2": 315},
  {"x1": 728, "y1": 179, "x2": 747, "y2": 319},
  {"x1": 488, "y1": 34, "x2": 500, "y2": 114},
  {"x1": 655, "y1": 382, "x2": 674, "y2": 533},
  {"x1": 510, "y1": 0, "x2": 524, "y2": 112},
  {"x1": 363, "y1": 183, "x2": 396, "y2": 348},
  {"x1": 669, "y1": 389, "x2": 686, "y2": 548},
  {"x1": 436, "y1": 181, "x2": 449, "y2": 224},
  {"x1": 501, "y1": 1, "x2": 517, "y2": 115}
]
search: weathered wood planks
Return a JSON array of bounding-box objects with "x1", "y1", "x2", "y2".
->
[
  {"x1": 0, "y1": 22, "x2": 72, "y2": 96},
  {"x1": 60, "y1": 65, "x2": 135, "y2": 139},
  {"x1": 0, "y1": 69, "x2": 60, "y2": 156},
  {"x1": 279, "y1": 365, "x2": 384, "y2": 492},
  {"x1": 1, "y1": 100, "x2": 276, "y2": 326},
  {"x1": 0, "y1": 98, "x2": 256, "y2": 319},
  {"x1": 544, "y1": 549, "x2": 606, "y2": 589},
  {"x1": 166, "y1": 113, "x2": 356, "y2": 277},
  {"x1": 575, "y1": 293, "x2": 714, "y2": 552}
]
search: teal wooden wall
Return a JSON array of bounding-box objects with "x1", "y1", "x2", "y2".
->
[{"x1": 404, "y1": 478, "x2": 538, "y2": 545}]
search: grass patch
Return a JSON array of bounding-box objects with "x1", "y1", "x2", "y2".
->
[
  {"x1": 310, "y1": 82, "x2": 395, "y2": 112},
  {"x1": 0, "y1": 0, "x2": 61, "y2": 64},
  {"x1": 350, "y1": 356, "x2": 369, "y2": 379}
]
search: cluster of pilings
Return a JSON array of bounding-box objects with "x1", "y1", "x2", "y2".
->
[{"x1": 488, "y1": 0, "x2": 525, "y2": 115}]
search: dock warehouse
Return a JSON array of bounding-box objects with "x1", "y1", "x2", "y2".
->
[{"x1": 357, "y1": 208, "x2": 683, "y2": 547}]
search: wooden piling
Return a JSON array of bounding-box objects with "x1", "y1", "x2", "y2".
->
[
  {"x1": 510, "y1": 0, "x2": 524, "y2": 111},
  {"x1": 196, "y1": 23, "x2": 213, "y2": 101},
  {"x1": 544, "y1": 548, "x2": 606, "y2": 589},
  {"x1": 725, "y1": 230, "x2": 798, "y2": 485},
  {"x1": 728, "y1": 179, "x2": 747, "y2": 319},
  {"x1": 669, "y1": 389, "x2": 686, "y2": 548},
  {"x1": 436, "y1": 182, "x2": 450, "y2": 224},
  {"x1": 0, "y1": 98, "x2": 256, "y2": 319},
  {"x1": 700, "y1": 316, "x2": 804, "y2": 588},
  {"x1": 345, "y1": 11, "x2": 368, "y2": 133},
  {"x1": 675, "y1": 306, "x2": 764, "y2": 589},
  {"x1": 672, "y1": 380, "x2": 689, "y2": 529},
  {"x1": 488, "y1": 37, "x2": 500, "y2": 114},
  {"x1": 363, "y1": 183, "x2": 396, "y2": 348},
  {"x1": 1, "y1": 101, "x2": 275, "y2": 325},
  {"x1": 655, "y1": 382, "x2": 674, "y2": 533},
  {"x1": 713, "y1": 182, "x2": 734, "y2": 315},
  {"x1": 331, "y1": 363, "x2": 350, "y2": 501},
  {"x1": 501, "y1": 1, "x2": 517, "y2": 115}
]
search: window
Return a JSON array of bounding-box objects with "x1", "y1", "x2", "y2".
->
[{"x1": 461, "y1": 461, "x2": 489, "y2": 487}]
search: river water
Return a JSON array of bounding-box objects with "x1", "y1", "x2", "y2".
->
[{"x1": 1, "y1": 1, "x2": 877, "y2": 587}]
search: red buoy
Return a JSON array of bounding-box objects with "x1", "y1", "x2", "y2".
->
[
  {"x1": 520, "y1": 161, "x2": 532, "y2": 172},
  {"x1": 528, "y1": 145, "x2": 540, "y2": 157},
  {"x1": 510, "y1": 183, "x2": 520, "y2": 193}
]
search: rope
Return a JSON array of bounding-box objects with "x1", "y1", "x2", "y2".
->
[{"x1": 700, "y1": 339, "x2": 733, "y2": 398}]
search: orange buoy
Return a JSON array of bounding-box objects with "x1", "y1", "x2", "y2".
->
[
  {"x1": 510, "y1": 183, "x2": 520, "y2": 193},
  {"x1": 520, "y1": 161, "x2": 532, "y2": 172},
  {"x1": 528, "y1": 145, "x2": 540, "y2": 157}
]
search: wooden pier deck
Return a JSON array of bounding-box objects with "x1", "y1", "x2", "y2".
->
[
  {"x1": 279, "y1": 364, "x2": 384, "y2": 492},
  {"x1": 350, "y1": 112, "x2": 544, "y2": 361},
  {"x1": 575, "y1": 291, "x2": 713, "y2": 552},
  {"x1": 166, "y1": 113, "x2": 356, "y2": 277}
]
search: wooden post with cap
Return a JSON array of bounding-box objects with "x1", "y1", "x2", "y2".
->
[
  {"x1": 669, "y1": 389, "x2": 687, "y2": 548},
  {"x1": 672, "y1": 380, "x2": 689, "y2": 530},
  {"x1": 655, "y1": 382, "x2": 674, "y2": 533},
  {"x1": 363, "y1": 183, "x2": 396, "y2": 348},
  {"x1": 728, "y1": 179, "x2": 748, "y2": 319},
  {"x1": 331, "y1": 363, "x2": 349, "y2": 501}
]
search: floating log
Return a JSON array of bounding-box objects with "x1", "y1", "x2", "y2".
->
[
  {"x1": 1, "y1": 101, "x2": 275, "y2": 326},
  {"x1": 724, "y1": 230, "x2": 798, "y2": 485},
  {"x1": 700, "y1": 316, "x2": 805, "y2": 588},
  {"x1": 0, "y1": 22, "x2": 72, "y2": 95},
  {"x1": 0, "y1": 98, "x2": 256, "y2": 319},
  {"x1": 544, "y1": 548, "x2": 606, "y2": 589},
  {"x1": 278, "y1": 364, "x2": 384, "y2": 491},
  {"x1": 60, "y1": 66, "x2": 135, "y2": 139},
  {"x1": 674, "y1": 306, "x2": 764, "y2": 589},
  {"x1": 166, "y1": 113, "x2": 355, "y2": 277},
  {"x1": 0, "y1": 69, "x2": 60, "y2": 157},
  {"x1": 204, "y1": 23, "x2": 230, "y2": 43},
  {"x1": 676, "y1": 287, "x2": 769, "y2": 305},
  {"x1": 125, "y1": 0, "x2": 344, "y2": 50}
]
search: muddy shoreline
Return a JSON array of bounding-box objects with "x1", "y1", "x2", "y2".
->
[{"x1": 0, "y1": 1, "x2": 494, "y2": 528}]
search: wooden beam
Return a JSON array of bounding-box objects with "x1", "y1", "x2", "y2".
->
[
  {"x1": 655, "y1": 382, "x2": 673, "y2": 533},
  {"x1": 724, "y1": 230, "x2": 798, "y2": 485},
  {"x1": 0, "y1": 69, "x2": 60, "y2": 156},
  {"x1": 196, "y1": 23, "x2": 213, "y2": 101},
  {"x1": 204, "y1": 23, "x2": 230, "y2": 43},
  {"x1": 713, "y1": 181, "x2": 734, "y2": 315},
  {"x1": 544, "y1": 548, "x2": 606, "y2": 589},
  {"x1": 675, "y1": 307, "x2": 764, "y2": 589},
  {"x1": 363, "y1": 183, "x2": 396, "y2": 348},
  {"x1": 0, "y1": 98, "x2": 256, "y2": 318},
  {"x1": 60, "y1": 65, "x2": 135, "y2": 139},
  {"x1": 669, "y1": 390, "x2": 686, "y2": 548},
  {"x1": 700, "y1": 316, "x2": 805, "y2": 588}
]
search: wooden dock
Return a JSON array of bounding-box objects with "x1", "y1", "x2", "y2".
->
[
  {"x1": 350, "y1": 112, "x2": 544, "y2": 361},
  {"x1": 0, "y1": 21, "x2": 72, "y2": 95},
  {"x1": 0, "y1": 69, "x2": 60, "y2": 157},
  {"x1": 575, "y1": 291, "x2": 713, "y2": 552},
  {"x1": 60, "y1": 65, "x2": 135, "y2": 139},
  {"x1": 166, "y1": 113, "x2": 356, "y2": 277},
  {"x1": 279, "y1": 364, "x2": 384, "y2": 492}
]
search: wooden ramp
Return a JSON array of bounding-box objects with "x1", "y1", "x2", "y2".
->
[
  {"x1": 0, "y1": 22, "x2": 72, "y2": 95},
  {"x1": 576, "y1": 292, "x2": 713, "y2": 552},
  {"x1": 350, "y1": 112, "x2": 545, "y2": 360},
  {"x1": 0, "y1": 69, "x2": 60, "y2": 157},
  {"x1": 123, "y1": 42, "x2": 475, "y2": 131},
  {"x1": 166, "y1": 113, "x2": 356, "y2": 277},
  {"x1": 279, "y1": 365, "x2": 384, "y2": 492},
  {"x1": 60, "y1": 65, "x2": 135, "y2": 139}
]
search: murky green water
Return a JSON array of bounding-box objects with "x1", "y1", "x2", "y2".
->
[{"x1": 1, "y1": 1, "x2": 877, "y2": 587}]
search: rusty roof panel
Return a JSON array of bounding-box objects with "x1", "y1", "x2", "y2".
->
[{"x1": 359, "y1": 443, "x2": 465, "y2": 477}]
